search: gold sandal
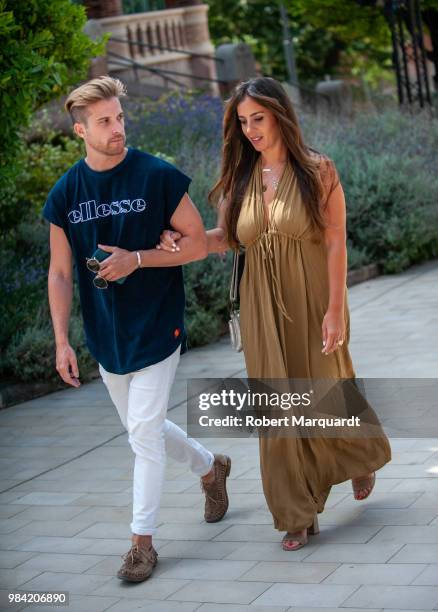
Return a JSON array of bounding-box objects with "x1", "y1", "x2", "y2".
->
[
  {"x1": 282, "y1": 515, "x2": 320, "y2": 551},
  {"x1": 352, "y1": 472, "x2": 376, "y2": 501}
]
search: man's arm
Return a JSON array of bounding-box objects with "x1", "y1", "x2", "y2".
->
[
  {"x1": 48, "y1": 224, "x2": 80, "y2": 387},
  {"x1": 141, "y1": 192, "x2": 208, "y2": 266},
  {"x1": 97, "y1": 193, "x2": 208, "y2": 281}
]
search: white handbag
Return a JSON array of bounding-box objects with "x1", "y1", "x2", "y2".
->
[{"x1": 228, "y1": 249, "x2": 243, "y2": 352}]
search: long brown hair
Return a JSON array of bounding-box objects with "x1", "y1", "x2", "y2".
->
[{"x1": 209, "y1": 77, "x2": 328, "y2": 248}]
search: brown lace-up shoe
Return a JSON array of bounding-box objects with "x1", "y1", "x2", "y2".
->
[
  {"x1": 201, "y1": 453, "x2": 231, "y2": 523},
  {"x1": 117, "y1": 543, "x2": 157, "y2": 582}
]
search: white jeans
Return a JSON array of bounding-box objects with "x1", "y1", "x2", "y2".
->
[{"x1": 99, "y1": 345, "x2": 214, "y2": 536}]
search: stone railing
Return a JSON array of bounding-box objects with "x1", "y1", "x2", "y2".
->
[
  {"x1": 97, "y1": 5, "x2": 218, "y2": 92},
  {"x1": 100, "y1": 8, "x2": 192, "y2": 67}
]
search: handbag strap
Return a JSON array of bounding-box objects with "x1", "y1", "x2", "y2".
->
[{"x1": 229, "y1": 249, "x2": 240, "y2": 306}]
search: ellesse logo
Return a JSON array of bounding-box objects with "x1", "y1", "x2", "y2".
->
[{"x1": 68, "y1": 199, "x2": 147, "y2": 224}]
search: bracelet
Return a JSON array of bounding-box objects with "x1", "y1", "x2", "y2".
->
[{"x1": 136, "y1": 251, "x2": 141, "y2": 269}]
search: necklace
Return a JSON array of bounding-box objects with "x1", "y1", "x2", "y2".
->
[{"x1": 262, "y1": 160, "x2": 287, "y2": 192}]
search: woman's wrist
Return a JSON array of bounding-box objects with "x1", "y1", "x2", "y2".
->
[
  {"x1": 326, "y1": 304, "x2": 344, "y2": 315},
  {"x1": 207, "y1": 228, "x2": 227, "y2": 254}
]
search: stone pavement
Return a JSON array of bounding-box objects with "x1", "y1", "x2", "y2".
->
[{"x1": 0, "y1": 259, "x2": 437, "y2": 612}]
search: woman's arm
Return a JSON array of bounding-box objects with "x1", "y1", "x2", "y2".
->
[
  {"x1": 206, "y1": 227, "x2": 228, "y2": 254},
  {"x1": 158, "y1": 197, "x2": 231, "y2": 255},
  {"x1": 321, "y1": 167, "x2": 348, "y2": 355},
  {"x1": 207, "y1": 197, "x2": 230, "y2": 254}
]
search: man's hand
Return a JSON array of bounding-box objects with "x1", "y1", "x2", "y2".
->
[
  {"x1": 157, "y1": 230, "x2": 182, "y2": 252},
  {"x1": 56, "y1": 343, "x2": 81, "y2": 387},
  {"x1": 97, "y1": 244, "x2": 138, "y2": 281}
]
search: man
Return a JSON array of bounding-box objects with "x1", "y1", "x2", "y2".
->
[{"x1": 43, "y1": 76, "x2": 231, "y2": 583}]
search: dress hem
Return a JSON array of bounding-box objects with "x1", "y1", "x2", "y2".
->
[{"x1": 271, "y1": 455, "x2": 391, "y2": 533}]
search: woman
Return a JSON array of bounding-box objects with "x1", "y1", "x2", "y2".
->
[{"x1": 158, "y1": 77, "x2": 391, "y2": 551}]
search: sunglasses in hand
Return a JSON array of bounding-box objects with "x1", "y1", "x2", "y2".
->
[{"x1": 86, "y1": 248, "x2": 127, "y2": 289}]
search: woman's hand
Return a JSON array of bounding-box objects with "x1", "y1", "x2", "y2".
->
[
  {"x1": 321, "y1": 309, "x2": 345, "y2": 355},
  {"x1": 212, "y1": 227, "x2": 229, "y2": 255},
  {"x1": 156, "y1": 230, "x2": 182, "y2": 252}
]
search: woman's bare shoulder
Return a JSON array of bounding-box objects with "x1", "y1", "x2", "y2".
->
[
  {"x1": 309, "y1": 149, "x2": 335, "y2": 168},
  {"x1": 309, "y1": 152, "x2": 340, "y2": 201}
]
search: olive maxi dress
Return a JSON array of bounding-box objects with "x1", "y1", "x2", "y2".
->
[{"x1": 236, "y1": 155, "x2": 391, "y2": 533}]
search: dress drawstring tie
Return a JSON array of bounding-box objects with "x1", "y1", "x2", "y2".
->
[{"x1": 260, "y1": 230, "x2": 293, "y2": 324}]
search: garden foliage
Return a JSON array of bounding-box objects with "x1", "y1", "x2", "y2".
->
[{"x1": 1, "y1": 92, "x2": 437, "y2": 384}]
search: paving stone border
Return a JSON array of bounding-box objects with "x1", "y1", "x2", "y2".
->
[{"x1": 347, "y1": 263, "x2": 380, "y2": 287}]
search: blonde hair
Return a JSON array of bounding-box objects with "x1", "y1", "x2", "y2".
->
[{"x1": 65, "y1": 76, "x2": 127, "y2": 124}]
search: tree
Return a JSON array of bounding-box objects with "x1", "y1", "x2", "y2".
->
[
  {"x1": 206, "y1": 0, "x2": 346, "y2": 83},
  {"x1": 206, "y1": 0, "x2": 437, "y2": 91},
  {"x1": 293, "y1": 0, "x2": 393, "y2": 86},
  {"x1": 206, "y1": 0, "x2": 398, "y2": 88},
  {"x1": 295, "y1": 0, "x2": 438, "y2": 90},
  {"x1": 0, "y1": 0, "x2": 106, "y2": 229},
  {"x1": 207, "y1": 0, "x2": 286, "y2": 77}
]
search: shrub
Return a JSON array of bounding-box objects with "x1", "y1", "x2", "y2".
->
[
  {"x1": 0, "y1": 219, "x2": 96, "y2": 384},
  {"x1": 126, "y1": 92, "x2": 223, "y2": 162},
  {"x1": 0, "y1": 0, "x2": 105, "y2": 230},
  {"x1": 3, "y1": 300, "x2": 95, "y2": 383},
  {"x1": 182, "y1": 162, "x2": 233, "y2": 345},
  {"x1": 17, "y1": 136, "x2": 84, "y2": 217},
  {"x1": 303, "y1": 109, "x2": 438, "y2": 272}
]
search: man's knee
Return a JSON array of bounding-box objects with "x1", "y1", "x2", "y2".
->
[{"x1": 128, "y1": 425, "x2": 165, "y2": 459}]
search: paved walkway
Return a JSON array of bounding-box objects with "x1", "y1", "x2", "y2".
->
[{"x1": 0, "y1": 259, "x2": 437, "y2": 612}]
